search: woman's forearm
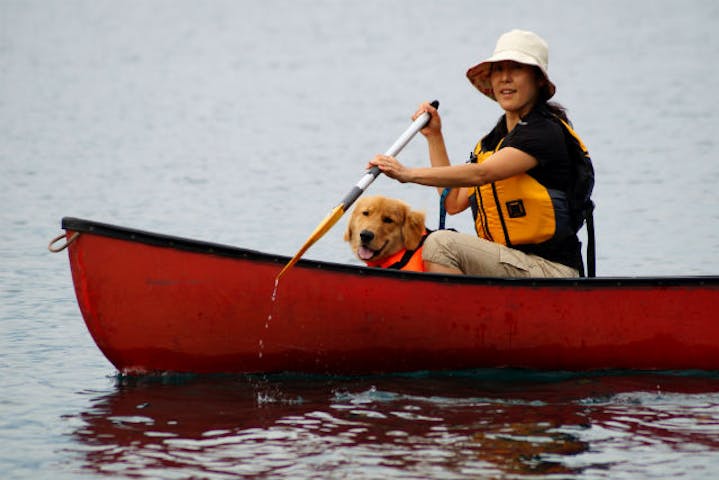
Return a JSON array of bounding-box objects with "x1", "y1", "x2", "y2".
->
[
  {"x1": 444, "y1": 187, "x2": 471, "y2": 214},
  {"x1": 405, "y1": 163, "x2": 489, "y2": 188},
  {"x1": 425, "y1": 133, "x2": 471, "y2": 214},
  {"x1": 426, "y1": 133, "x2": 451, "y2": 195}
]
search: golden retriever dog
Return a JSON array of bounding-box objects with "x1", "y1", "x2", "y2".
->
[{"x1": 344, "y1": 195, "x2": 427, "y2": 272}]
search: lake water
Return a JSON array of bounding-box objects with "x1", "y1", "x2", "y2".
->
[{"x1": 2, "y1": 0, "x2": 719, "y2": 478}]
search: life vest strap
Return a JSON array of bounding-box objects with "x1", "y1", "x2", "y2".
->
[
  {"x1": 585, "y1": 201, "x2": 596, "y2": 278},
  {"x1": 438, "y1": 188, "x2": 450, "y2": 230},
  {"x1": 387, "y1": 230, "x2": 432, "y2": 270}
]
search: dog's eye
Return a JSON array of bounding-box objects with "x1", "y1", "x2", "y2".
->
[
  {"x1": 362, "y1": 210, "x2": 370, "y2": 216},
  {"x1": 382, "y1": 216, "x2": 394, "y2": 224}
]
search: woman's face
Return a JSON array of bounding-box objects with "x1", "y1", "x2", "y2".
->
[{"x1": 490, "y1": 61, "x2": 544, "y2": 117}]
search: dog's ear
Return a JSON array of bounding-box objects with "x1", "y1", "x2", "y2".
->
[
  {"x1": 344, "y1": 220, "x2": 352, "y2": 242},
  {"x1": 402, "y1": 209, "x2": 426, "y2": 250},
  {"x1": 344, "y1": 200, "x2": 362, "y2": 242}
]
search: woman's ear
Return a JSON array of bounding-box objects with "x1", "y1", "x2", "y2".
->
[{"x1": 402, "y1": 210, "x2": 426, "y2": 250}]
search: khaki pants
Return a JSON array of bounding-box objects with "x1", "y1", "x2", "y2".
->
[{"x1": 422, "y1": 230, "x2": 579, "y2": 278}]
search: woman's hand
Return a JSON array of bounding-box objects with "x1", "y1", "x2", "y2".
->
[
  {"x1": 412, "y1": 101, "x2": 441, "y2": 138},
  {"x1": 368, "y1": 154, "x2": 411, "y2": 183}
]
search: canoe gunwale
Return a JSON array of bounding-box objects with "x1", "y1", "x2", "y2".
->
[{"x1": 60, "y1": 216, "x2": 719, "y2": 288}]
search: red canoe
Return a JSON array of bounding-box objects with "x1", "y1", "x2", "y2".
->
[{"x1": 54, "y1": 217, "x2": 719, "y2": 375}]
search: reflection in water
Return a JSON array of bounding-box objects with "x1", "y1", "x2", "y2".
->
[{"x1": 67, "y1": 371, "x2": 719, "y2": 478}]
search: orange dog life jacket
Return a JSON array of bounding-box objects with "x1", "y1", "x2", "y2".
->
[{"x1": 364, "y1": 231, "x2": 429, "y2": 272}]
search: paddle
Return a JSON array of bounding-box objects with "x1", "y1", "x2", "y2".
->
[{"x1": 276, "y1": 100, "x2": 439, "y2": 280}]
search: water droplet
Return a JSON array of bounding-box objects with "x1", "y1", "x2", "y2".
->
[{"x1": 271, "y1": 278, "x2": 279, "y2": 302}]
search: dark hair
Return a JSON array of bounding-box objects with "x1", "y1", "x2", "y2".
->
[
  {"x1": 545, "y1": 100, "x2": 569, "y2": 123},
  {"x1": 535, "y1": 67, "x2": 569, "y2": 122}
]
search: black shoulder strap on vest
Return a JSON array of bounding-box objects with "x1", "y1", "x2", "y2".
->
[
  {"x1": 585, "y1": 201, "x2": 596, "y2": 278},
  {"x1": 387, "y1": 230, "x2": 432, "y2": 270}
]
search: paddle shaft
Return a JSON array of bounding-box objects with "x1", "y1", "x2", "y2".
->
[
  {"x1": 276, "y1": 100, "x2": 438, "y2": 280},
  {"x1": 338, "y1": 99, "x2": 439, "y2": 211}
]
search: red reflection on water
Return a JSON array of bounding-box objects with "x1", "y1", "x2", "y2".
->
[{"x1": 68, "y1": 372, "x2": 719, "y2": 478}]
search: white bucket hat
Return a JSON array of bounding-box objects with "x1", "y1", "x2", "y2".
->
[{"x1": 466, "y1": 29, "x2": 556, "y2": 101}]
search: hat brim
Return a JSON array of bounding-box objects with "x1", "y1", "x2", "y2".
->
[{"x1": 466, "y1": 50, "x2": 556, "y2": 101}]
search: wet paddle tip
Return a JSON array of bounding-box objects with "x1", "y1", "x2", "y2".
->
[{"x1": 276, "y1": 258, "x2": 298, "y2": 282}]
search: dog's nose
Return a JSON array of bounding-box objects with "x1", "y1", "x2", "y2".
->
[{"x1": 359, "y1": 230, "x2": 374, "y2": 243}]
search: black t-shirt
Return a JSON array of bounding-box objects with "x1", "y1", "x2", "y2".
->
[
  {"x1": 482, "y1": 106, "x2": 572, "y2": 190},
  {"x1": 480, "y1": 105, "x2": 582, "y2": 271},
  {"x1": 504, "y1": 111, "x2": 572, "y2": 191}
]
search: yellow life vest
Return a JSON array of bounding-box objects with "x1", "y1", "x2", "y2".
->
[{"x1": 468, "y1": 139, "x2": 572, "y2": 248}]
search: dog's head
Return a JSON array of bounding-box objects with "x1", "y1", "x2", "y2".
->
[{"x1": 344, "y1": 195, "x2": 426, "y2": 263}]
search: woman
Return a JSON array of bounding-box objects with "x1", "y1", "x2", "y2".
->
[{"x1": 369, "y1": 29, "x2": 585, "y2": 278}]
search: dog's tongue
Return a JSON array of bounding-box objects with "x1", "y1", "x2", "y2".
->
[{"x1": 358, "y1": 245, "x2": 375, "y2": 260}]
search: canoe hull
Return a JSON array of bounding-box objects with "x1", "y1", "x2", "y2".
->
[{"x1": 60, "y1": 217, "x2": 719, "y2": 374}]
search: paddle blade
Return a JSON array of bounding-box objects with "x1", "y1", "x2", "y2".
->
[{"x1": 276, "y1": 204, "x2": 346, "y2": 280}]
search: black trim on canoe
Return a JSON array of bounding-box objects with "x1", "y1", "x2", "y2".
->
[{"x1": 60, "y1": 217, "x2": 719, "y2": 288}]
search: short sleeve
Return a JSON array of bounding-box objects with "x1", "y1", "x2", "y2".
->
[
  {"x1": 500, "y1": 111, "x2": 572, "y2": 191},
  {"x1": 502, "y1": 116, "x2": 566, "y2": 167}
]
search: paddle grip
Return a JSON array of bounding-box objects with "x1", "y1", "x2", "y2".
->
[{"x1": 384, "y1": 100, "x2": 439, "y2": 157}]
